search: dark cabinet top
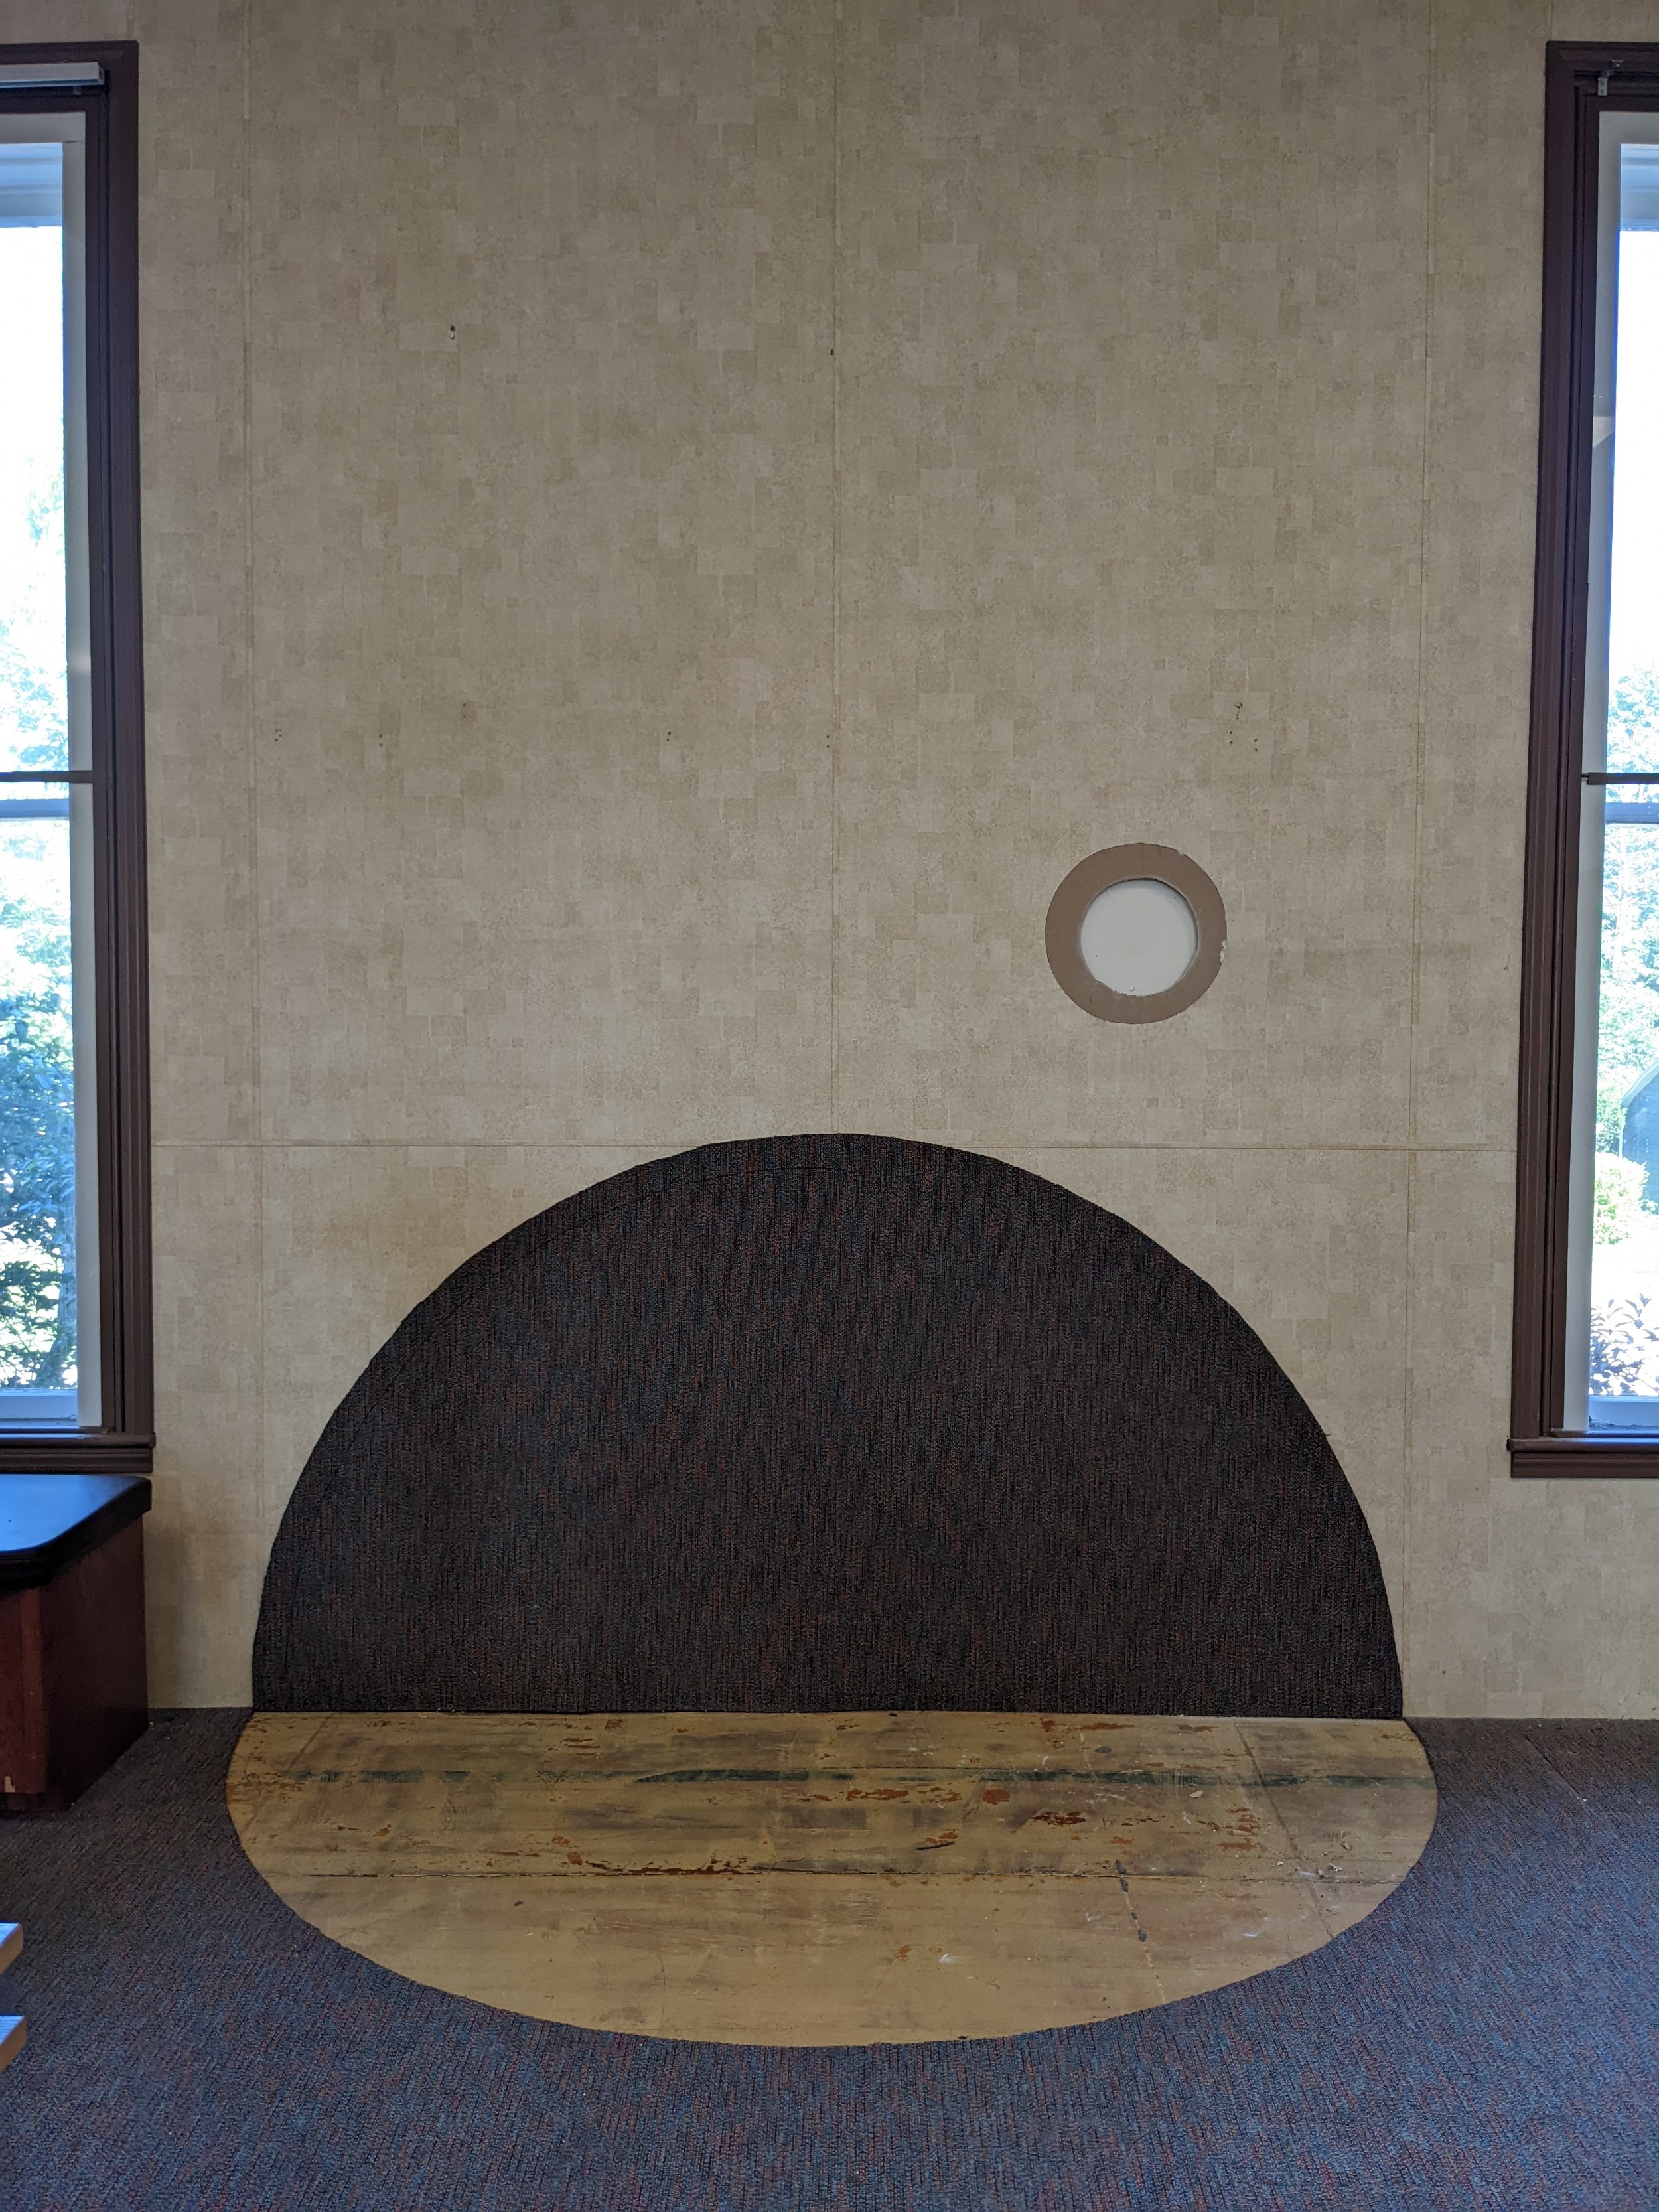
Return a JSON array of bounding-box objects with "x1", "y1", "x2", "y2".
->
[{"x1": 0, "y1": 1475, "x2": 151, "y2": 1591}]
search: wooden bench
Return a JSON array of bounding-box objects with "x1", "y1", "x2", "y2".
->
[{"x1": 1, "y1": 1475, "x2": 151, "y2": 1815}]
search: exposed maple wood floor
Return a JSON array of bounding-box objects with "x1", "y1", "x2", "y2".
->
[{"x1": 228, "y1": 1710, "x2": 1437, "y2": 2045}]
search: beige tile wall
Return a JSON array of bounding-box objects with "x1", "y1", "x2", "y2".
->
[{"x1": 19, "y1": 0, "x2": 1652, "y2": 1708}]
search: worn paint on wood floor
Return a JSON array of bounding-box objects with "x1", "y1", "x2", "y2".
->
[{"x1": 228, "y1": 1712, "x2": 1437, "y2": 2045}]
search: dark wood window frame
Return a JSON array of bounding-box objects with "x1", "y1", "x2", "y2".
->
[
  {"x1": 0, "y1": 43, "x2": 150, "y2": 1475},
  {"x1": 1513, "y1": 42, "x2": 1659, "y2": 1478}
]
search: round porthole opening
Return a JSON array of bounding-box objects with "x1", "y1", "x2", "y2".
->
[
  {"x1": 1046, "y1": 844, "x2": 1225, "y2": 1025},
  {"x1": 1079, "y1": 877, "x2": 1199, "y2": 997}
]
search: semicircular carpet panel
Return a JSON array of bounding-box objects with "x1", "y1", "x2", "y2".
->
[{"x1": 254, "y1": 1135, "x2": 1400, "y2": 1718}]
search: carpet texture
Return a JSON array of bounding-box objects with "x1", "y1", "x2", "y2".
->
[
  {"x1": 2, "y1": 1713, "x2": 1653, "y2": 2211},
  {"x1": 255, "y1": 1137, "x2": 1400, "y2": 1717}
]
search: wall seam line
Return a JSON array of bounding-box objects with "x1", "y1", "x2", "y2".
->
[
  {"x1": 830, "y1": 0, "x2": 842, "y2": 1133},
  {"x1": 1402, "y1": 0, "x2": 1439, "y2": 1704},
  {"x1": 242, "y1": 0, "x2": 267, "y2": 1618},
  {"x1": 145, "y1": 1136, "x2": 1520, "y2": 1157}
]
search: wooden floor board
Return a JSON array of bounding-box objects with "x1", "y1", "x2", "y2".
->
[{"x1": 230, "y1": 1712, "x2": 1437, "y2": 2045}]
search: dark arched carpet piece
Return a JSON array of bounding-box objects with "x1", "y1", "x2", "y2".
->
[
  {"x1": 2, "y1": 1713, "x2": 1652, "y2": 2211},
  {"x1": 255, "y1": 1136, "x2": 1400, "y2": 1716}
]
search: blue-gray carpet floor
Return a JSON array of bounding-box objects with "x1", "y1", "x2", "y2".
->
[{"x1": 1, "y1": 1714, "x2": 1654, "y2": 2211}]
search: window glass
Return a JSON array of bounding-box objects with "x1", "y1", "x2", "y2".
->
[
  {"x1": 0, "y1": 114, "x2": 96, "y2": 1429},
  {"x1": 1573, "y1": 120, "x2": 1659, "y2": 1430}
]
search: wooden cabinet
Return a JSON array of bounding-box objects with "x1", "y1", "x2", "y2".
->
[{"x1": 0, "y1": 1476, "x2": 151, "y2": 1815}]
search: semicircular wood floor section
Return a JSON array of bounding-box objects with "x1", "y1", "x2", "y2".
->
[{"x1": 228, "y1": 1712, "x2": 1437, "y2": 2045}]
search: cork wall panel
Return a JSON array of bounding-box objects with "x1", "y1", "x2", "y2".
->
[
  {"x1": 138, "y1": 0, "x2": 259, "y2": 1147},
  {"x1": 123, "y1": 1, "x2": 261, "y2": 1699},
  {"x1": 246, "y1": 0, "x2": 835, "y2": 1147},
  {"x1": 0, "y1": 1, "x2": 132, "y2": 36},
  {"x1": 147, "y1": 1143, "x2": 263, "y2": 1704},
  {"x1": 833, "y1": 0, "x2": 1429, "y2": 1152},
  {"x1": 1413, "y1": 0, "x2": 1544, "y2": 1154}
]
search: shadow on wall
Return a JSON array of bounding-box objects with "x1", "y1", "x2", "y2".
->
[{"x1": 253, "y1": 1136, "x2": 1402, "y2": 1718}]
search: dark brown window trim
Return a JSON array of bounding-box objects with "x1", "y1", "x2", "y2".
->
[
  {"x1": 1512, "y1": 43, "x2": 1659, "y2": 1479},
  {"x1": 0, "y1": 44, "x2": 151, "y2": 1475}
]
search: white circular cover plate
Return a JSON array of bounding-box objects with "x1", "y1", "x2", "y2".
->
[{"x1": 1078, "y1": 877, "x2": 1198, "y2": 997}]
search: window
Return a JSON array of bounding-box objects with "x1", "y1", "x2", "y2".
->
[
  {"x1": 0, "y1": 45, "x2": 148, "y2": 1473},
  {"x1": 1514, "y1": 44, "x2": 1659, "y2": 1476}
]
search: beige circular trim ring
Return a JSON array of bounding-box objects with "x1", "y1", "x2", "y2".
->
[{"x1": 1046, "y1": 844, "x2": 1226, "y2": 1024}]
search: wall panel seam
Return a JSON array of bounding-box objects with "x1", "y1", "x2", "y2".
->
[{"x1": 1401, "y1": 0, "x2": 1441, "y2": 1710}]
